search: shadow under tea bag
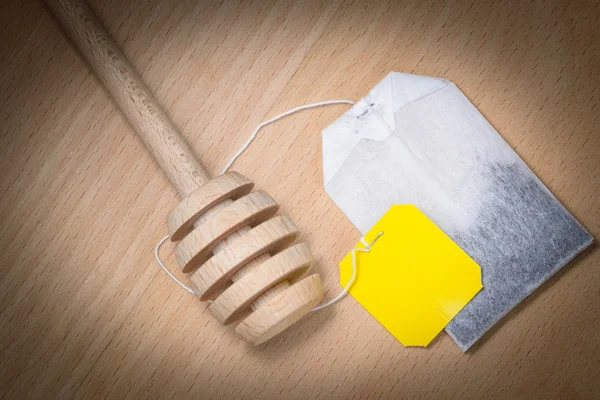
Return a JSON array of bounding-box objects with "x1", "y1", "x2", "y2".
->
[{"x1": 323, "y1": 72, "x2": 593, "y2": 351}]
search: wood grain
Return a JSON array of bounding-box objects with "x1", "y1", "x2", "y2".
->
[
  {"x1": 236, "y1": 274, "x2": 323, "y2": 345},
  {"x1": 1, "y1": 0, "x2": 598, "y2": 398},
  {"x1": 174, "y1": 190, "x2": 278, "y2": 272},
  {"x1": 189, "y1": 215, "x2": 299, "y2": 301},
  {"x1": 209, "y1": 243, "x2": 314, "y2": 324},
  {"x1": 166, "y1": 171, "x2": 253, "y2": 241}
]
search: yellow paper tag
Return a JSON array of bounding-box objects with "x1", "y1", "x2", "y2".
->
[{"x1": 340, "y1": 204, "x2": 483, "y2": 346}]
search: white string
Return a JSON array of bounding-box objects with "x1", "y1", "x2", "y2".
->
[
  {"x1": 220, "y1": 99, "x2": 354, "y2": 174},
  {"x1": 154, "y1": 235, "x2": 195, "y2": 294},
  {"x1": 154, "y1": 99, "x2": 363, "y2": 311},
  {"x1": 311, "y1": 231, "x2": 383, "y2": 312}
]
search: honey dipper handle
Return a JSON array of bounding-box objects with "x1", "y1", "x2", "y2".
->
[{"x1": 44, "y1": 0, "x2": 211, "y2": 197}]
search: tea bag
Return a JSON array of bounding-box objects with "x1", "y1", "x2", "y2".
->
[{"x1": 322, "y1": 72, "x2": 593, "y2": 351}]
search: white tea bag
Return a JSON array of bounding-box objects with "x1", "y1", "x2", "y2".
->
[{"x1": 322, "y1": 72, "x2": 593, "y2": 351}]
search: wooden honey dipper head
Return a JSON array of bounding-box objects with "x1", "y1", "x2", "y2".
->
[
  {"x1": 44, "y1": 0, "x2": 324, "y2": 345},
  {"x1": 166, "y1": 171, "x2": 324, "y2": 344}
]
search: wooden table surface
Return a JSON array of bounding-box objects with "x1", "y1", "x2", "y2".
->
[{"x1": 1, "y1": 0, "x2": 599, "y2": 398}]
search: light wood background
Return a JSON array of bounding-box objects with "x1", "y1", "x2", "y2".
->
[{"x1": 1, "y1": 0, "x2": 598, "y2": 399}]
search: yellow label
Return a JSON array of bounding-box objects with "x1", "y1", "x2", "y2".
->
[{"x1": 340, "y1": 204, "x2": 482, "y2": 347}]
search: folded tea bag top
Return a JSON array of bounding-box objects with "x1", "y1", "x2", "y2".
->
[{"x1": 323, "y1": 72, "x2": 593, "y2": 351}]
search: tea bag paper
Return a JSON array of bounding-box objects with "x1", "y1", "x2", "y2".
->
[{"x1": 323, "y1": 72, "x2": 593, "y2": 351}]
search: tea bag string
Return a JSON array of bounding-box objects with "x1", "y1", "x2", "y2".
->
[
  {"x1": 219, "y1": 100, "x2": 354, "y2": 174},
  {"x1": 155, "y1": 99, "x2": 382, "y2": 311}
]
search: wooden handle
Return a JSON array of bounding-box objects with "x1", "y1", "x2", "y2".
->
[{"x1": 43, "y1": 0, "x2": 211, "y2": 197}]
